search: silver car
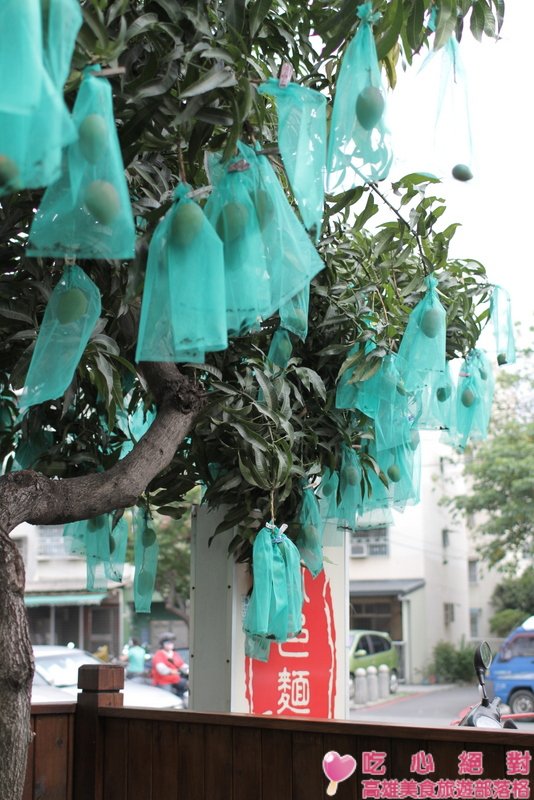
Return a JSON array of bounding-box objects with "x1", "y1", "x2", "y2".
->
[{"x1": 32, "y1": 645, "x2": 185, "y2": 709}]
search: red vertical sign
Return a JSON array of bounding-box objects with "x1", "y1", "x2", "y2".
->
[{"x1": 245, "y1": 569, "x2": 337, "y2": 718}]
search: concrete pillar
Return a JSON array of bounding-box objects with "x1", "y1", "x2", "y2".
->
[
  {"x1": 378, "y1": 664, "x2": 390, "y2": 698},
  {"x1": 367, "y1": 665, "x2": 378, "y2": 701}
]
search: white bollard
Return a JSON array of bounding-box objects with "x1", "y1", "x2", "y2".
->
[
  {"x1": 378, "y1": 664, "x2": 390, "y2": 698},
  {"x1": 354, "y1": 667, "x2": 368, "y2": 706},
  {"x1": 367, "y1": 665, "x2": 378, "y2": 702}
]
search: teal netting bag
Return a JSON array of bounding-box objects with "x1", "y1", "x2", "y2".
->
[
  {"x1": 136, "y1": 185, "x2": 227, "y2": 363},
  {"x1": 119, "y1": 403, "x2": 156, "y2": 459},
  {"x1": 397, "y1": 275, "x2": 447, "y2": 393},
  {"x1": 412, "y1": 14, "x2": 473, "y2": 178},
  {"x1": 244, "y1": 633, "x2": 272, "y2": 662},
  {"x1": 337, "y1": 445, "x2": 363, "y2": 525},
  {"x1": 0, "y1": 2, "x2": 79, "y2": 197},
  {"x1": 490, "y1": 285, "x2": 516, "y2": 366},
  {"x1": 249, "y1": 141, "x2": 325, "y2": 315},
  {"x1": 0, "y1": 0, "x2": 43, "y2": 114},
  {"x1": 279, "y1": 286, "x2": 309, "y2": 342},
  {"x1": 372, "y1": 355, "x2": 411, "y2": 452},
  {"x1": 327, "y1": 2, "x2": 392, "y2": 191},
  {"x1": 204, "y1": 148, "x2": 270, "y2": 336},
  {"x1": 318, "y1": 468, "x2": 339, "y2": 523},
  {"x1": 43, "y1": 0, "x2": 83, "y2": 92},
  {"x1": 417, "y1": 361, "x2": 455, "y2": 431},
  {"x1": 355, "y1": 506, "x2": 393, "y2": 530},
  {"x1": 335, "y1": 345, "x2": 361, "y2": 409},
  {"x1": 295, "y1": 483, "x2": 324, "y2": 577},
  {"x1": 452, "y1": 350, "x2": 494, "y2": 450},
  {"x1": 267, "y1": 328, "x2": 293, "y2": 369},
  {"x1": 258, "y1": 79, "x2": 326, "y2": 241},
  {"x1": 379, "y1": 439, "x2": 421, "y2": 511},
  {"x1": 64, "y1": 514, "x2": 128, "y2": 590},
  {"x1": 133, "y1": 511, "x2": 159, "y2": 613},
  {"x1": 28, "y1": 66, "x2": 135, "y2": 260},
  {"x1": 360, "y1": 441, "x2": 392, "y2": 513},
  {"x1": 243, "y1": 524, "x2": 303, "y2": 643},
  {"x1": 12, "y1": 429, "x2": 54, "y2": 470},
  {"x1": 20, "y1": 265, "x2": 101, "y2": 409}
]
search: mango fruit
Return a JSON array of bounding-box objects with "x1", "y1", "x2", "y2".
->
[
  {"x1": 216, "y1": 202, "x2": 248, "y2": 242},
  {"x1": 409, "y1": 429, "x2": 420, "y2": 451},
  {"x1": 461, "y1": 387, "x2": 476, "y2": 407},
  {"x1": 56, "y1": 287, "x2": 89, "y2": 324},
  {"x1": 84, "y1": 180, "x2": 120, "y2": 225},
  {"x1": 452, "y1": 163, "x2": 473, "y2": 182},
  {"x1": 497, "y1": 353, "x2": 507, "y2": 366},
  {"x1": 419, "y1": 307, "x2": 441, "y2": 338},
  {"x1": 253, "y1": 188, "x2": 275, "y2": 230},
  {"x1": 344, "y1": 466, "x2": 359, "y2": 486},
  {"x1": 436, "y1": 385, "x2": 451, "y2": 403},
  {"x1": 169, "y1": 201, "x2": 204, "y2": 247},
  {"x1": 356, "y1": 86, "x2": 385, "y2": 130},
  {"x1": 78, "y1": 114, "x2": 108, "y2": 163},
  {"x1": 387, "y1": 464, "x2": 401, "y2": 483},
  {"x1": 0, "y1": 155, "x2": 19, "y2": 188},
  {"x1": 142, "y1": 527, "x2": 157, "y2": 547}
]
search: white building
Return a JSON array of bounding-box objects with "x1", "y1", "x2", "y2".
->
[{"x1": 347, "y1": 431, "x2": 501, "y2": 682}]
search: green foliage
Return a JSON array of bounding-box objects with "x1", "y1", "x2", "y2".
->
[
  {"x1": 0, "y1": 0, "x2": 501, "y2": 559},
  {"x1": 430, "y1": 639, "x2": 476, "y2": 683},
  {"x1": 490, "y1": 608, "x2": 527, "y2": 637}
]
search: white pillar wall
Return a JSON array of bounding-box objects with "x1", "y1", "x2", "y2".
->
[{"x1": 190, "y1": 507, "x2": 348, "y2": 718}]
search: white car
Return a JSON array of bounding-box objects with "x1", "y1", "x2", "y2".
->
[{"x1": 32, "y1": 645, "x2": 184, "y2": 709}]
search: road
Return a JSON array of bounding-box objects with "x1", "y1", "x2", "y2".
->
[{"x1": 350, "y1": 684, "x2": 499, "y2": 727}]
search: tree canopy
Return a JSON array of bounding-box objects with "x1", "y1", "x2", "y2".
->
[{"x1": 0, "y1": 2, "x2": 506, "y2": 796}]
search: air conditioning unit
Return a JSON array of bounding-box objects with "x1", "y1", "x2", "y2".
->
[{"x1": 351, "y1": 541, "x2": 368, "y2": 558}]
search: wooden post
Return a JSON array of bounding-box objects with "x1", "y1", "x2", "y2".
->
[{"x1": 73, "y1": 665, "x2": 124, "y2": 800}]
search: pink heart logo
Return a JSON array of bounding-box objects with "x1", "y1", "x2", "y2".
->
[{"x1": 322, "y1": 751, "x2": 357, "y2": 783}]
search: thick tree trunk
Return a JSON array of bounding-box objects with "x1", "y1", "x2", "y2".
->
[{"x1": 0, "y1": 363, "x2": 204, "y2": 800}]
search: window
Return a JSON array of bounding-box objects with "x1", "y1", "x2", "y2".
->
[
  {"x1": 350, "y1": 528, "x2": 389, "y2": 558},
  {"x1": 444, "y1": 602, "x2": 455, "y2": 625},
  {"x1": 509, "y1": 635, "x2": 534, "y2": 658},
  {"x1": 470, "y1": 608, "x2": 481, "y2": 638},
  {"x1": 468, "y1": 560, "x2": 479, "y2": 584},
  {"x1": 369, "y1": 634, "x2": 391, "y2": 654},
  {"x1": 38, "y1": 525, "x2": 70, "y2": 557}
]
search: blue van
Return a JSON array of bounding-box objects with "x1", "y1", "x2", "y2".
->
[{"x1": 488, "y1": 616, "x2": 534, "y2": 713}]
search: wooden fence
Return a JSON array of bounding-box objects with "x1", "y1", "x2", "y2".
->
[{"x1": 27, "y1": 666, "x2": 533, "y2": 800}]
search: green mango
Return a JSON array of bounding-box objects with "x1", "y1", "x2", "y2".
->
[
  {"x1": 436, "y1": 385, "x2": 451, "y2": 403},
  {"x1": 0, "y1": 155, "x2": 19, "y2": 188},
  {"x1": 216, "y1": 202, "x2": 248, "y2": 242},
  {"x1": 344, "y1": 466, "x2": 359, "y2": 486},
  {"x1": 78, "y1": 114, "x2": 108, "y2": 164},
  {"x1": 387, "y1": 464, "x2": 401, "y2": 483},
  {"x1": 461, "y1": 387, "x2": 476, "y2": 407},
  {"x1": 253, "y1": 188, "x2": 275, "y2": 230},
  {"x1": 409, "y1": 429, "x2": 420, "y2": 451},
  {"x1": 419, "y1": 307, "x2": 441, "y2": 338},
  {"x1": 355, "y1": 86, "x2": 385, "y2": 130},
  {"x1": 142, "y1": 527, "x2": 157, "y2": 547},
  {"x1": 452, "y1": 163, "x2": 473, "y2": 182},
  {"x1": 84, "y1": 180, "x2": 120, "y2": 225},
  {"x1": 169, "y1": 201, "x2": 204, "y2": 247},
  {"x1": 56, "y1": 288, "x2": 88, "y2": 324},
  {"x1": 497, "y1": 353, "x2": 507, "y2": 366}
]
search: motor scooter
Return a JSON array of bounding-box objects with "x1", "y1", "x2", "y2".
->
[{"x1": 452, "y1": 641, "x2": 527, "y2": 729}]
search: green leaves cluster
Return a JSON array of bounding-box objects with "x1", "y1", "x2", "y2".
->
[{"x1": 0, "y1": 0, "x2": 502, "y2": 557}]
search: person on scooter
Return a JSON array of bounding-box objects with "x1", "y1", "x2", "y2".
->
[{"x1": 151, "y1": 633, "x2": 188, "y2": 699}]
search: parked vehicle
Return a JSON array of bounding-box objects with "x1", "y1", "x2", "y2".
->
[
  {"x1": 487, "y1": 616, "x2": 534, "y2": 714},
  {"x1": 32, "y1": 645, "x2": 185, "y2": 709},
  {"x1": 453, "y1": 641, "x2": 518, "y2": 729},
  {"x1": 348, "y1": 629, "x2": 399, "y2": 693}
]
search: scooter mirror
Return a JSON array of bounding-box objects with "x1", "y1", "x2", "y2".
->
[{"x1": 474, "y1": 641, "x2": 492, "y2": 672}]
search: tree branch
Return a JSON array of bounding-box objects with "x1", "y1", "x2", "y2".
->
[{"x1": 0, "y1": 363, "x2": 205, "y2": 536}]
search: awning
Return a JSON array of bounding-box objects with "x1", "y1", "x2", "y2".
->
[
  {"x1": 24, "y1": 593, "x2": 106, "y2": 607},
  {"x1": 349, "y1": 578, "x2": 425, "y2": 598}
]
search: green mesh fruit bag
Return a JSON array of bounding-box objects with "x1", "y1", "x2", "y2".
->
[
  {"x1": 258, "y1": 79, "x2": 326, "y2": 241},
  {"x1": 84, "y1": 516, "x2": 112, "y2": 591},
  {"x1": 397, "y1": 275, "x2": 447, "y2": 393},
  {"x1": 204, "y1": 148, "x2": 270, "y2": 336},
  {"x1": 12, "y1": 429, "x2": 54, "y2": 470},
  {"x1": 379, "y1": 439, "x2": 421, "y2": 511},
  {"x1": 20, "y1": 265, "x2": 101, "y2": 409},
  {"x1": 295, "y1": 483, "x2": 324, "y2": 577},
  {"x1": 490, "y1": 285, "x2": 516, "y2": 366},
  {"x1": 243, "y1": 524, "x2": 303, "y2": 643},
  {"x1": 28, "y1": 66, "x2": 135, "y2": 260},
  {"x1": 133, "y1": 510, "x2": 159, "y2": 613},
  {"x1": 136, "y1": 185, "x2": 227, "y2": 362},
  {"x1": 250, "y1": 141, "x2": 325, "y2": 315},
  {"x1": 417, "y1": 361, "x2": 455, "y2": 431},
  {"x1": 327, "y1": 1, "x2": 392, "y2": 191},
  {"x1": 0, "y1": 0, "x2": 44, "y2": 114},
  {"x1": 244, "y1": 633, "x2": 272, "y2": 662},
  {"x1": 359, "y1": 441, "x2": 392, "y2": 513},
  {"x1": 372, "y1": 354, "x2": 411, "y2": 452},
  {"x1": 119, "y1": 403, "x2": 156, "y2": 459},
  {"x1": 0, "y1": 0, "x2": 80, "y2": 197},
  {"x1": 279, "y1": 286, "x2": 309, "y2": 342},
  {"x1": 267, "y1": 328, "x2": 293, "y2": 370},
  {"x1": 453, "y1": 350, "x2": 494, "y2": 450},
  {"x1": 337, "y1": 445, "x2": 363, "y2": 525},
  {"x1": 318, "y1": 468, "x2": 339, "y2": 523},
  {"x1": 335, "y1": 345, "x2": 361, "y2": 410}
]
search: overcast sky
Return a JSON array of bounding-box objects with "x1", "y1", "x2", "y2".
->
[{"x1": 387, "y1": 0, "x2": 533, "y2": 345}]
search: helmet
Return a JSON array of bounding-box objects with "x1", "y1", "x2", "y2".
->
[{"x1": 159, "y1": 632, "x2": 175, "y2": 647}]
